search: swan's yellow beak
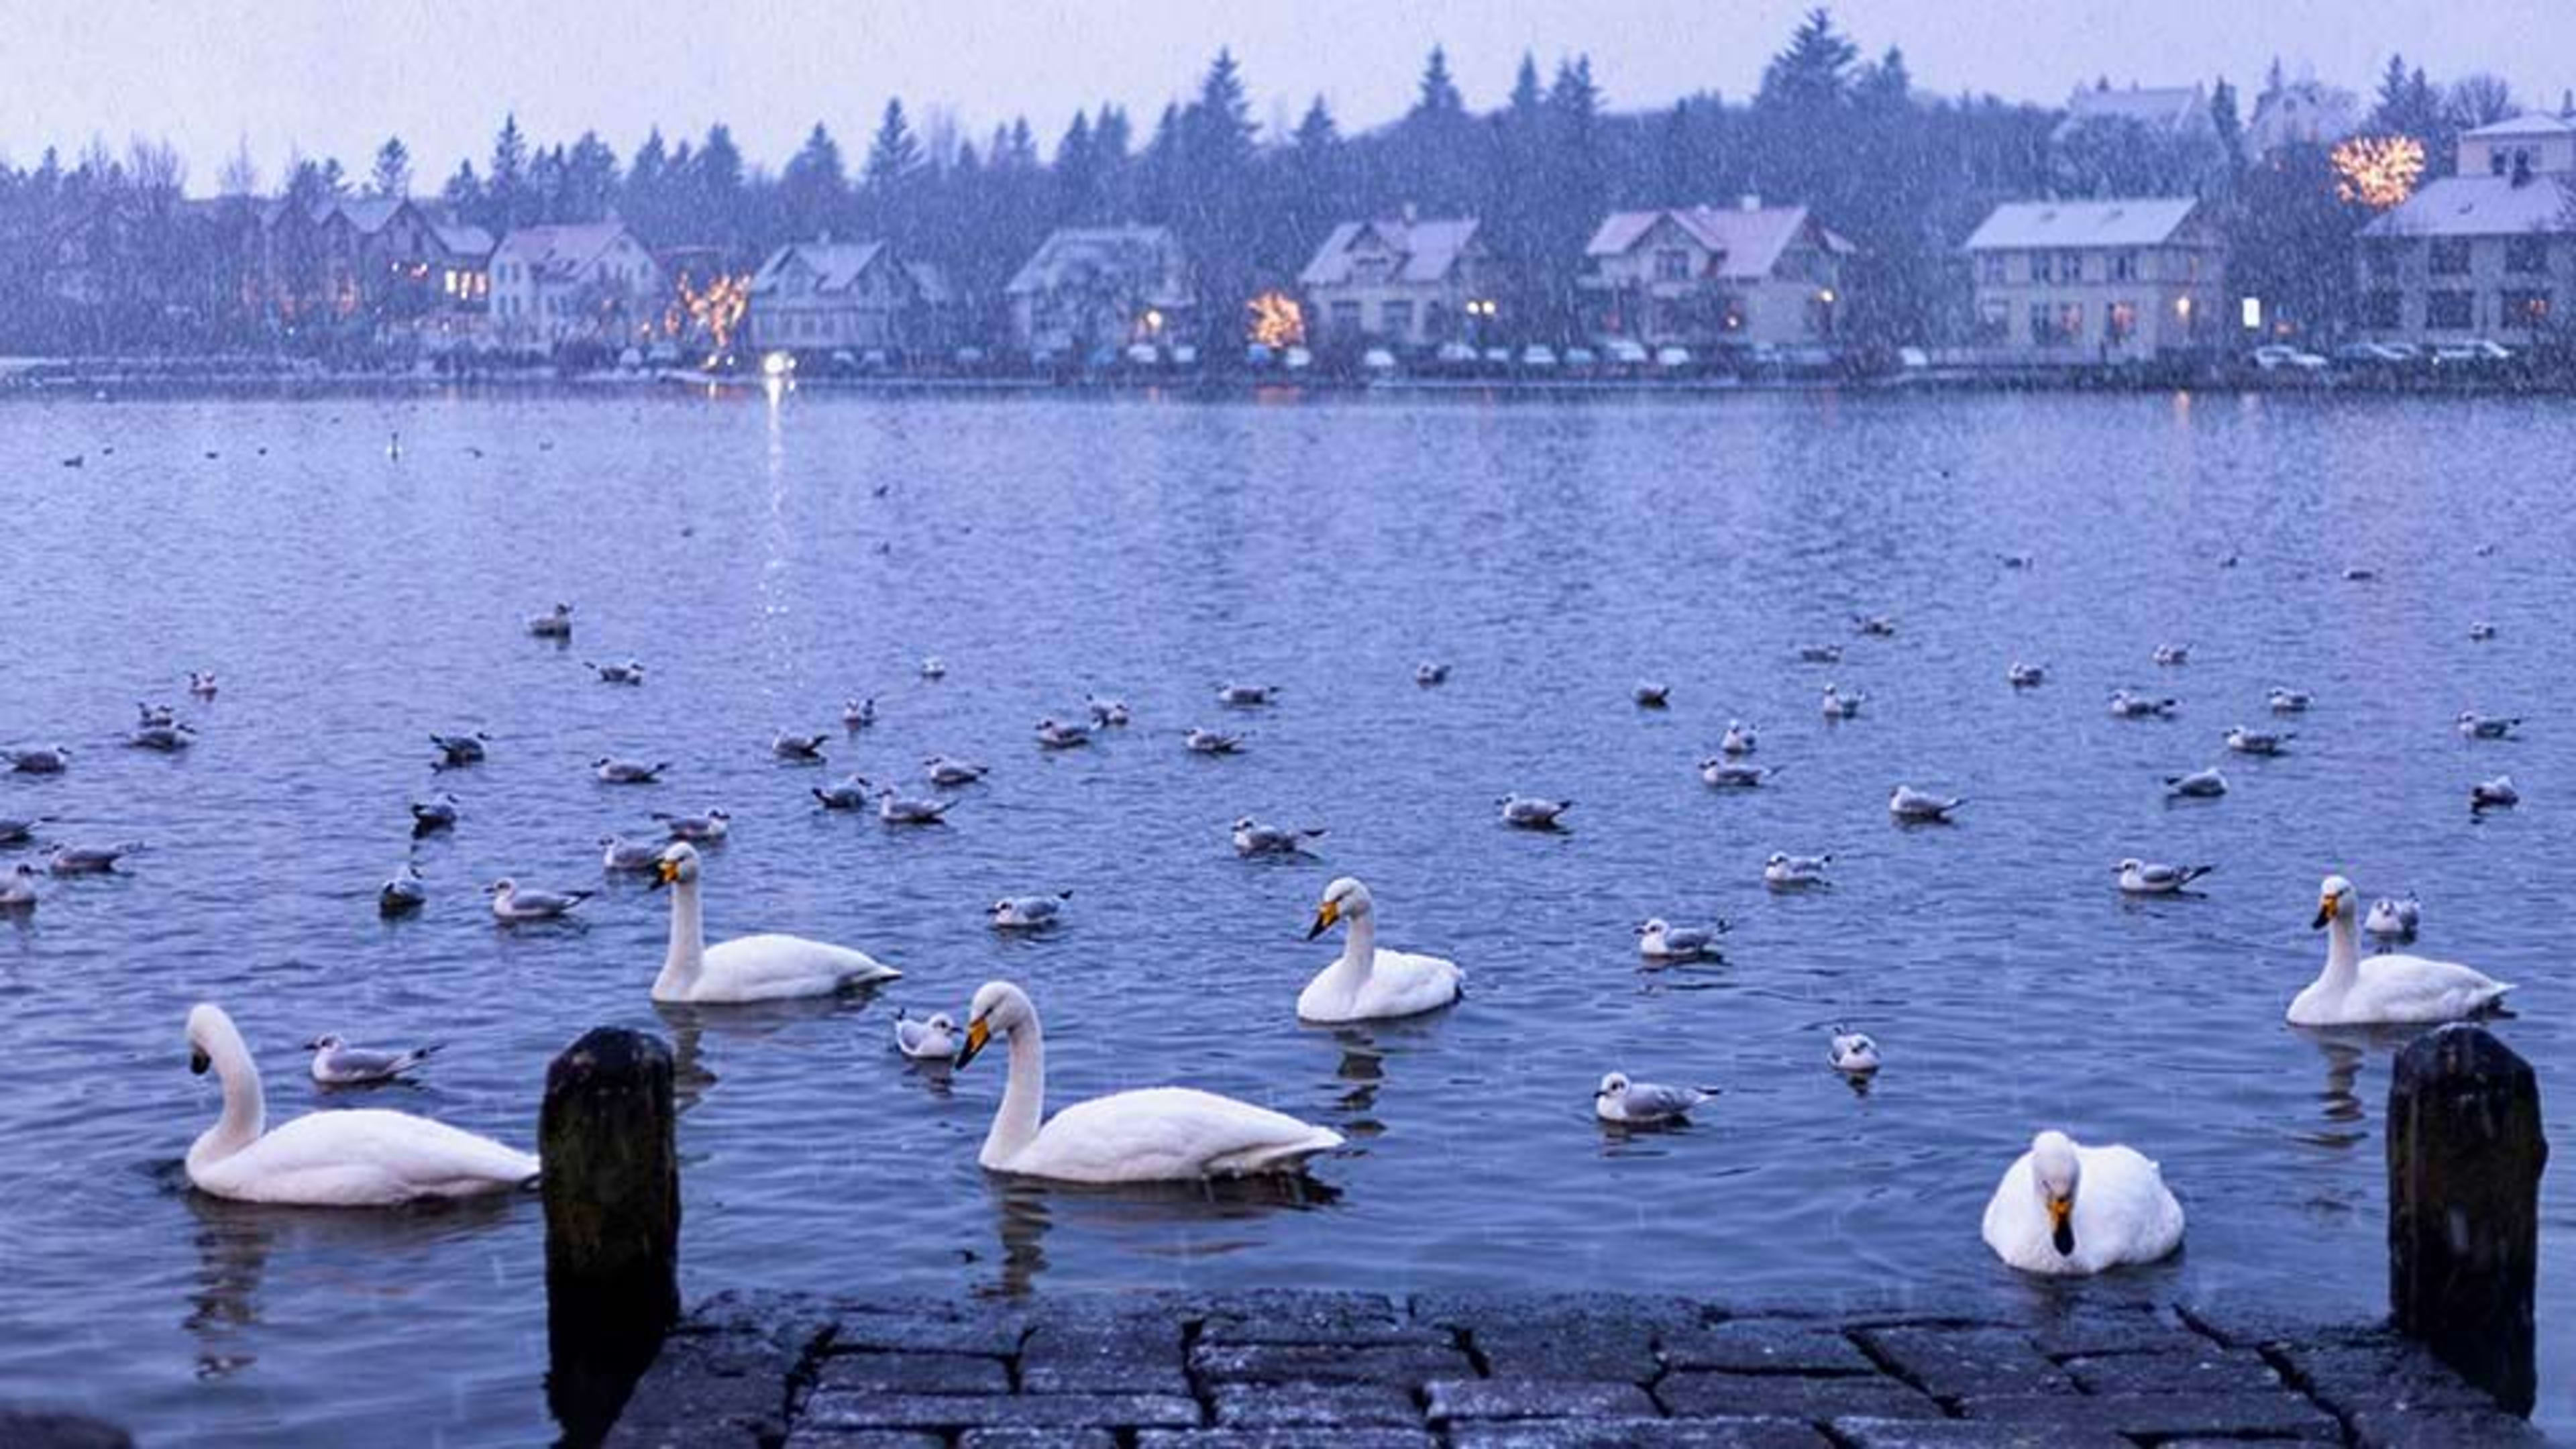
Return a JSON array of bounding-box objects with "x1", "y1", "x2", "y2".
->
[
  {"x1": 2047, "y1": 1195, "x2": 2075, "y2": 1255},
  {"x1": 2311, "y1": 895, "x2": 2334, "y2": 930},
  {"x1": 190, "y1": 1046, "x2": 210, "y2": 1075},
  {"x1": 955, "y1": 1017, "x2": 990, "y2": 1069},
  {"x1": 1305, "y1": 898, "x2": 1340, "y2": 941},
  {"x1": 651, "y1": 859, "x2": 678, "y2": 891}
]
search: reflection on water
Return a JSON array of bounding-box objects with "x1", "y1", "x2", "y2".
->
[{"x1": 984, "y1": 1170, "x2": 1342, "y2": 1297}]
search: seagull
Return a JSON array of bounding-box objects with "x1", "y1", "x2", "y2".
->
[
  {"x1": 306, "y1": 1034, "x2": 442, "y2": 1086},
  {"x1": 2363, "y1": 894, "x2": 2422, "y2": 948},
  {"x1": 1765, "y1": 852, "x2": 1832, "y2": 888},
  {"x1": 1853, "y1": 614, "x2": 1897, "y2": 637},
  {"x1": 1719, "y1": 720, "x2": 1758, "y2": 755},
  {"x1": 1414, "y1": 661, "x2": 1452, "y2": 687},
  {"x1": 2469, "y1": 622, "x2": 2497, "y2": 642},
  {"x1": 594, "y1": 756, "x2": 669, "y2": 784},
  {"x1": 527, "y1": 603, "x2": 574, "y2": 638},
  {"x1": 1820, "y1": 683, "x2": 1865, "y2": 720},
  {"x1": 771, "y1": 731, "x2": 828, "y2": 761},
  {"x1": 135, "y1": 701, "x2": 176, "y2": 728},
  {"x1": 2456, "y1": 711, "x2": 2522, "y2": 741},
  {"x1": 600, "y1": 835, "x2": 665, "y2": 872},
  {"x1": 842, "y1": 696, "x2": 877, "y2": 729},
  {"x1": 2225, "y1": 725, "x2": 2293, "y2": 755},
  {"x1": 2006, "y1": 661, "x2": 2047, "y2": 688},
  {"x1": 653, "y1": 808, "x2": 732, "y2": 843},
  {"x1": 1184, "y1": 728, "x2": 1244, "y2": 755},
  {"x1": 49, "y1": 841, "x2": 142, "y2": 874},
  {"x1": 410, "y1": 796, "x2": 460, "y2": 837},
  {"x1": 3, "y1": 745, "x2": 71, "y2": 775},
  {"x1": 1085, "y1": 695, "x2": 1132, "y2": 727},
  {"x1": 1999, "y1": 552, "x2": 2035, "y2": 570},
  {"x1": 588, "y1": 659, "x2": 646, "y2": 685},
  {"x1": 877, "y1": 788, "x2": 955, "y2": 825},
  {"x1": 2267, "y1": 687, "x2": 2313, "y2": 714},
  {"x1": 1699, "y1": 759, "x2": 1776, "y2": 788},
  {"x1": 923, "y1": 755, "x2": 988, "y2": 787},
  {"x1": 1636, "y1": 917, "x2": 1726, "y2": 963},
  {"x1": 1232, "y1": 817, "x2": 1325, "y2": 857},
  {"x1": 1499, "y1": 794, "x2": 1572, "y2": 829},
  {"x1": 0, "y1": 814, "x2": 56, "y2": 845},
  {"x1": 2163, "y1": 767, "x2": 2229, "y2": 799},
  {"x1": 810, "y1": 775, "x2": 873, "y2": 810},
  {"x1": 1796, "y1": 643, "x2": 1843, "y2": 664},
  {"x1": 1217, "y1": 682, "x2": 1279, "y2": 707},
  {"x1": 894, "y1": 1009, "x2": 958, "y2": 1061},
  {"x1": 487, "y1": 878, "x2": 590, "y2": 922},
  {"x1": 988, "y1": 892, "x2": 1071, "y2": 930},
  {"x1": 1633, "y1": 682, "x2": 1671, "y2": 708},
  {"x1": 1595, "y1": 1072, "x2": 1715, "y2": 1126},
  {"x1": 126, "y1": 722, "x2": 195, "y2": 752},
  {"x1": 1888, "y1": 786, "x2": 1964, "y2": 822},
  {"x1": 0, "y1": 863, "x2": 36, "y2": 910},
  {"x1": 187, "y1": 672, "x2": 219, "y2": 698},
  {"x1": 918, "y1": 655, "x2": 947, "y2": 679},
  {"x1": 2471, "y1": 775, "x2": 2520, "y2": 811},
  {"x1": 2343, "y1": 566, "x2": 2377, "y2": 582},
  {"x1": 2116, "y1": 859, "x2": 2214, "y2": 895},
  {"x1": 2152, "y1": 643, "x2": 2190, "y2": 666},
  {"x1": 429, "y1": 732, "x2": 490, "y2": 769},
  {"x1": 1035, "y1": 717, "x2": 1092, "y2": 750},
  {"x1": 1829, "y1": 1029, "x2": 1881, "y2": 1075},
  {"x1": 2108, "y1": 690, "x2": 2178, "y2": 720}
]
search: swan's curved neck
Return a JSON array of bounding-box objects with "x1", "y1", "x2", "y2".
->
[
  {"x1": 1328, "y1": 911, "x2": 1379, "y2": 983},
  {"x1": 986, "y1": 1014, "x2": 1046, "y2": 1167},
  {"x1": 194, "y1": 1018, "x2": 266, "y2": 1166},
  {"x1": 2320, "y1": 910, "x2": 2361, "y2": 991},
  {"x1": 654, "y1": 877, "x2": 706, "y2": 998}
]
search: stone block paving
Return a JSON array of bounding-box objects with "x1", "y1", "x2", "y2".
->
[{"x1": 600, "y1": 1289, "x2": 2544, "y2": 1448}]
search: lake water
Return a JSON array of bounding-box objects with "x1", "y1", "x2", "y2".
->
[{"x1": 0, "y1": 385, "x2": 2567, "y2": 1444}]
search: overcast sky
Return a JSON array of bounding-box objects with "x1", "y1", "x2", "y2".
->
[{"x1": 4, "y1": 1, "x2": 2569, "y2": 191}]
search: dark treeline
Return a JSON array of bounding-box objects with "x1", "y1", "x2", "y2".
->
[{"x1": 0, "y1": 9, "x2": 2528, "y2": 354}]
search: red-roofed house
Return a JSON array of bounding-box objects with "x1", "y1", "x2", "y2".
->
[
  {"x1": 1298, "y1": 215, "x2": 1502, "y2": 350},
  {"x1": 490, "y1": 221, "x2": 663, "y2": 350},
  {"x1": 1581, "y1": 201, "x2": 1854, "y2": 351}
]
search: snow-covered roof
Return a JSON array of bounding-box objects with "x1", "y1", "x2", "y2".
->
[
  {"x1": 1006, "y1": 225, "x2": 1188, "y2": 300},
  {"x1": 1299, "y1": 217, "x2": 1482, "y2": 287},
  {"x1": 1584, "y1": 205, "x2": 1852, "y2": 277},
  {"x1": 749, "y1": 239, "x2": 892, "y2": 296},
  {"x1": 1963, "y1": 198, "x2": 2202, "y2": 250},
  {"x1": 492, "y1": 222, "x2": 639, "y2": 280},
  {"x1": 2359, "y1": 174, "x2": 2576, "y2": 239},
  {"x1": 2461, "y1": 113, "x2": 2576, "y2": 140},
  {"x1": 2247, "y1": 80, "x2": 2361, "y2": 153},
  {"x1": 331, "y1": 197, "x2": 408, "y2": 235},
  {"x1": 433, "y1": 223, "x2": 495, "y2": 259},
  {"x1": 2055, "y1": 83, "x2": 2211, "y2": 141}
]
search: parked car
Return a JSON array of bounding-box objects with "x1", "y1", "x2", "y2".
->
[
  {"x1": 1285, "y1": 346, "x2": 1316, "y2": 372},
  {"x1": 1357, "y1": 347, "x2": 1395, "y2": 374},
  {"x1": 1562, "y1": 345, "x2": 1601, "y2": 374},
  {"x1": 1603, "y1": 339, "x2": 1650, "y2": 372},
  {"x1": 1481, "y1": 346, "x2": 1513, "y2": 368},
  {"x1": 2432, "y1": 339, "x2": 2512, "y2": 366},
  {"x1": 1435, "y1": 341, "x2": 1481, "y2": 371},
  {"x1": 2332, "y1": 341, "x2": 2409, "y2": 367},
  {"x1": 1654, "y1": 345, "x2": 1695, "y2": 372},
  {"x1": 1245, "y1": 343, "x2": 1276, "y2": 368},
  {"x1": 2250, "y1": 343, "x2": 2328, "y2": 372},
  {"x1": 1124, "y1": 342, "x2": 1161, "y2": 368},
  {"x1": 1519, "y1": 344, "x2": 1559, "y2": 369},
  {"x1": 1170, "y1": 344, "x2": 1201, "y2": 368}
]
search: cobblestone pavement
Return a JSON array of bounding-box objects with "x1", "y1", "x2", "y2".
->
[{"x1": 602, "y1": 1290, "x2": 2546, "y2": 1448}]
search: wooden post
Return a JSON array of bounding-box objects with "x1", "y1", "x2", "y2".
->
[
  {"x1": 542, "y1": 1026, "x2": 680, "y2": 1446},
  {"x1": 2387, "y1": 1022, "x2": 2545, "y2": 1415}
]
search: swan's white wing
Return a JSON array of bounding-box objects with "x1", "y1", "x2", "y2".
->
[
  {"x1": 203, "y1": 1109, "x2": 536, "y2": 1205},
  {"x1": 696, "y1": 934, "x2": 899, "y2": 1002},
  {"x1": 1298, "y1": 949, "x2": 1463, "y2": 1023},
  {"x1": 2072, "y1": 1144, "x2": 2186, "y2": 1269},
  {"x1": 2351, "y1": 954, "x2": 2513, "y2": 1022},
  {"x1": 1010, "y1": 1087, "x2": 1340, "y2": 1183}
]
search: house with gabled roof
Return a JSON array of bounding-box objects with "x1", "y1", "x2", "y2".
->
[
  {"x1": 1005, "y1": 225, "x2": 1193, "y2": 359},
  {"x1": 744, "y1": 237, "x2": 958, "y2": 358},
  {"x1": 1299, "y1": 215, "x2": 1501, "y2": 350},
  {"x1": 2355, "y1": 115, "x2": 2576, "y2": 345},
  {"x1": 1580, "y1": 201, "x2": 1854, "y2": 350},
  {"x1": 490, "y1": 221, "x2": 663, "y2": 350},
  {"x1": 2053, "y1": 83, "x2": 2216, "y2": 146},
  {"x1": 248, "y1": 195, "x2": 490, "y2": 338},
  {"x1": 1962, "y1": 197, "x2": 2225, "y2": 362}
]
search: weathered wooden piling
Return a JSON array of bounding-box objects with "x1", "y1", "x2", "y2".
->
[
  {"x1": 2387, "y1": 1022, "x2": 2545, "y2": 1416},
  {"x1": 543, "y1": 1026, "x2": 680, "y2": 1446}
]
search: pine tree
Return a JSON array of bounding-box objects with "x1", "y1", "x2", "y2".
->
[
  {"x1": 369, "y1": 137, "x2": 411, "y2": 198},
  {"x1": 865, "y1": 99, "x2": 924, "y2": 194},
  {"x1": 489, "y1": 113, "x2": 529, "y2": 228},
  {"x1": 562, "y1": 131, "x2": 620, "y2": 222},
  {"x1": 780, "y1": 122, "x2": 848, "y2": 239},
  {"x1": 2211, "y1": 77, "x2": 2246, "y2": 178},
  {"x1": 1761, "y1": 8, "x2": 1859, "y2": 112}
]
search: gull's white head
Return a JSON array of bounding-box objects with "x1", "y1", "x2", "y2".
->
[
  {"x1": 304, "y1": 1032, "x2": 346, "y2": 1052},
  {"x1": 652, "y1": 843, "x2": 702, "y2": 890},
  {"x1": 1308, "y1": 877, "x2": 1373, "y2": 938},
  {"x1": 2114, "y1": 858, "x2": 2143, "y2": 873},
  {"x1": 1596, "y1": 1071, "x2": 1631, "y2": 1101},
  {"x1": 2030, "y1": 1129, "x2": 2082, "y2": 1255},
  {"x1": 957, "y1": 980, "x2": 1034, "y2": 1067},
  {"x1": 2314, "y1": 874, "x2": 2357, "y2": 929},
  {"x1": 923, "y1": 1012, "x2": 956, "y2": 1034}
]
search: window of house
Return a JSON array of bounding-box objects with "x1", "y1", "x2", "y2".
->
[
  {"x1": 2055, "y1": 301, "x2": 2085, "y2": 341},
  {"x1": 1424, "y1": 301, "x2": 1450, "y2": 339},
  {"x1": 2491, "y1": 149, "x2": 2509, "y2": 176},
  {"x1": 2025, "y1": 254, "x2": 2050, "y2": 284},
  {"x1": 2505, "y1": 236, "x2": 2548, "y2": 274},
  {"x1": 1381, "y1": 299, "x2": 1414, "y2": 335},
  {"x1": 2105, "y1": 301, "x2": 2138, "y2": 342},
  {"x1": 2112, "y1": 252, "x2": 2137, "y2": 282},
  {"x1": 1978, "y1": 253, "x2": 2006, "y2": 284},
  {"x1": 2366, "y1": 244, "x2": 2401, "y2": 279},
  {"x1": 1974, "y1": 299, "x2": 2009, "y2": 343},
  {"x1": 2429, "y1": 238, "x2": 2471, "y2": 276},
  {"x1": 2363, "y1": 290, "x2": 2402, "y2": 328},
  {"x1": 2057, "y1": 251, "x2": 2086, "y2": 284},
  {"x1": 1330, "y1": 300, "x2": 1362, "y2": 333},
  {"x1": 2426, "y1": 290, "x2": 2475, "y2": 328},
  {"x1": 1654, "y1": 248, "x2": 1691, "y2": 282},
  {"x1": 2029, "y1": 301, "x2": 2063, "y2": 345},
  {"x1": 2502, "y1": 288, "x2": 2551, "y2": 327}
]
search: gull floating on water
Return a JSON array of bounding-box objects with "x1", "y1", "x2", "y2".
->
[
  {"x1": 527, "y1": 603, "x2": 574, "y2": 639},
  {"x1": 0, "y1": 814, "x2": 55, "y2": 845},
  {"x1": 1499, "y1": 794, "x2": 1572, "y2": 829},
  {"x1": 410, "y1": 795, "x2": 459, "y2": 837},
  {"x1": 378, "y1": 861, "x2": 427, "y2": 916},
  {"x1": 488, "y1": 878, "x2": 590, "y2": 922},
  {"x1": 1699, "y1": 759, "x2": 1776, "y2": 788},
  {"x1": 2006, "y1": 661, "x2": 2047, "y2": 688},
  {"x1": 600, "y1": 835, "x2": 664, "y2": 872},
  {"x1": 3, "y1": 746, "x2": 71, "y2": 774},
  {"x1": 136, "y1": 701, "x2": 176, "y2": 728},
  {"x1": 842, "y1": 696, "x2": 876, "y2": 730},
  {"x1": 307, "y1": 1034, "x2": 443, "y2": 1086},
  {"x1": 1414, "y1": 661, "x2": 1451, "y2": 687},
  {"x1": 1766, "y1": 851, "x2": 1832, "y2": 888},
  {"x1": 1853, "y1": 614, "x2": 1897, "y2": 637},
  {"x1": 0, "y1": 863, "x2": 36, "y2": 910},
  {"x1": 187, "y1": 672, "x2": 219, "y2": 698},
  {"x1": 1797, "y1": 643, "x2": 1843, "y2": 664},
  {"x1": 50, "y1": 841, "x2": 142, "y2": 874},
  {"x1": 811, "y1": 775, "x2": 873, "y2": 810},
  {"x1": 989, "y1": 892, "x2": 1071, "y2": 930},
  {"x1": 2456, "y1": 710, "x2": 2522, "y2": 741},
  {"x1": 655, "y1": 808, "x2": 732, "y2": 843},
  {"x1": 2266, "y1": 686, "x2": 2312, "y2": 714},
  {"x1": 771, "y1": 731, "x2": 828, "y2": 761},
  {"x1": 2225, "y1": 725, "x2": 2293, "y2": 755},
  {"x1": 588, "y1": 659, "x2": 645, "y2": 686},
  {"x1": 1035, "y1": 717, "x2": 1093, "y2": 750},
  {"x1": 894, "y1": 1009, "x2": 958, "y2": 1061},
  {"x1": 2116, "y1": 859, "x2": 2213, "y2": 895},
  {"x1": 2471, "y1": 775, "x2": 2520, "y2": 812},
  {"x1": 594, "y1": 756, "x2": 668, "y2": 784},
  {"x1": 918, "y1": 655, "x2": 947, "y2": 679},
  {"x1": 1233, "y1": 816, "x2": 1324, "y2": 857},
  {"x1": 127, "y1": 722, "x2": 195, "y2": 752},
  {"x1": 1217, "y1": 682, "x2": 1279, "y2": 707},
  {"x1": 924, "y1": 755, "x2": 988, "y2": 787},
  {"x1": 2363, "y1": 893, "x2": 2422, "y2": 948},
  {"x1": 1719, "y1": 720, "x2": 1758, "y2": 755},
  {"x1": 1595, "y1": 1072, "x2": 1715, "y2": 1126},
  {"x1": 1085, "y1": 695, "x2": 1132, "y2": 727},
  {"x1": 2152, "y1": 643, "x2": 2190, "y2": 666},
  {"x1": 2163, "y1": 767, "x2": 2228, "y2": 799},
  {"x1": 1637, "y1": 917, "x2": 1726, "y2": 963},
  {"x1": 1821, "y1": 683, "x2": 1866, "y2": 720},
  {"x1": 1829, "y1": 1029, "x2": 1881, "y2": 1075},
  {"x1": 1888, "y1": 786, "x2": 1964, "y2": 822},
  {"x1": 1185, "y1": 728, "x2": 1244, "y2": 755},
  {"x1": 2469, "y1": 622, "x2": 2497, "y2": 642},
  {"x1": 429, "y1": 732, "x2": 490, "y2": 769},
  {"x1": 2108, "y1": 690, "x2": 2177, "y2": 720},
  {"x1": 1633, "y1": 681, "x2": 1671, "y2": 708},
  {"x1": 877, "y1": 787, "x2": 955, "y2": 824}
]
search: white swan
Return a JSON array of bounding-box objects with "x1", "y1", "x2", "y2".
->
[
  {"x1": 649, "y1": 843, "x2": 898, "y2": 1004},
  {"x1": 1298, "y1": 877, "x2": 1464, "y2": 1023},
  {"x1": 184, "y1": 1004, "x2": 536, "y2": 1205},
  {"x1": 956, "y1": 980, "x2": 1341, "y2": 1182},
  {"x1": 1982, "y1": 1129, "x2": 2183, "y2": 1276},
  {"x1": 2290, "y1": 875, "x2": 2510, "y2": 1026}
]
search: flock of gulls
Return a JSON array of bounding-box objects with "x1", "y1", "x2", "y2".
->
[{"x1": 5, "y1": 572, "x2": 2534, "y2": 1281}]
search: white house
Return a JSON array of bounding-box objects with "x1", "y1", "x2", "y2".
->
[
  {"x1": 1963, "y1": 198, "x2": 2226, "y2": 363},
  {"x1": 743, "y1": 238, "x2": 957, "y2": 357},
  {"x1": 1004, "y1": 225, "x2": 1194, "y2": 359},
  {"x1": 1580, "y1": 202, "x2": 1854, "y2": 350},
  {"x1": 2356, "y1": 116, "x2": 2576, "y2": 345},
  {"x1": 2053, "y1": 83, "x2": 2216, "y2": 146},
  {"x1": 489, "y1": 221, "x2": 664, "y2": 351},
  {"x1": 1298, "y1": 215, "x2": 1499, "y2": 350}
]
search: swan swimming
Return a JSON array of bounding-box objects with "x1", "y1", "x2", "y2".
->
[
  {"x1": 649, "y1": 842, "x2": 898, "y2": 1003},
  {"x1": 1299, "y1": 877, "x2": 1464, "y2": 1022},
  {"x1": 1982, "y1": 1129, "x2": 2184, "y2": 1276},
  {"x1": 184, "y1": 1004, "x2": 536, "y2": 1205},
  {"x1": 955, "y1": 980, "x2": 1341, "y2": 1182},
  {"x1": 2290, "y1": 875, "x2": 2510, "y2": 1026}
]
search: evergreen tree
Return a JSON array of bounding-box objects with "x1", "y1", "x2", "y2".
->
[
  {"x1": 1761, "y1": 8, "x2": 1859, "y2": 112},
  {"x1": 780, "y1": 121, "x2": 848, "y2": 238},
  {"x1": 1053, "y1": 110, "x2": 1099, "y2": 223},
  {"x1": 441, "y1": 160, "x2": 484, "y2": 217},
  {"x1": 2210, "y1": 77, "x2": 2246, "y2": 178},
  {"x1": 489, "y1": 112, "x2": 529, "y2": 228},
  {"x1": 369, "y1": 136, "x2": 411, "y2": 198},
  {"x1": 864, "y1": 99, "x2": 924, "y2": 195},
  {"x1": 562, "y1": 131, "x2": 620, "y2": 222}
]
